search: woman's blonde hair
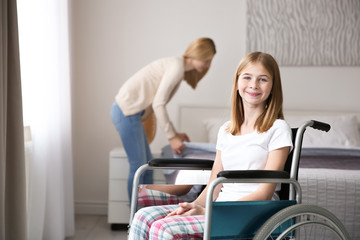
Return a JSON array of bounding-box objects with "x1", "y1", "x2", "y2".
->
[
  {"x1": 183, "y1": 37, "x2": 216, "y2": 89},
  {"x1": 227, "y1": 52, "x2": 284, "y2": 135}
]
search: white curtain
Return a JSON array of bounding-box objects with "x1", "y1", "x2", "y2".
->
[{"x1": 17, "y1": 0, "x2": 75, "y2": 239}]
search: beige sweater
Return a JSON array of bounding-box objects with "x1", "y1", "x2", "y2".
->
[{"x1": 115, "y1": 56, "x2": 184, "y2": 139}]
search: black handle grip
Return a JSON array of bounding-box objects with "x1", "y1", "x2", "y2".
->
[
  {"x1": 218, "y1": 170, "x2": 290, "y2": 179},
  {"x1": 149, "y1": 158, "x2": 214, "y2": 169},
  {"x1": 311, "y1": 120, "x2": 331, "y2": 132}
]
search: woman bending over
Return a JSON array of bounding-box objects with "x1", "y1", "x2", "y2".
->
[{"x1": 111, "y1": 38, "x2": 216, "y2": 200}]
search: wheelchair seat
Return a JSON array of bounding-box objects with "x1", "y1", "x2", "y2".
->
[{"x1": 210, "y1": 200, "x2": 296, "y2": 239}]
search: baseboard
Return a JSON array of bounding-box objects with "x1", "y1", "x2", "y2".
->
[{"x1": 75, "y1": 201, "x2": 108, "y2": 215}]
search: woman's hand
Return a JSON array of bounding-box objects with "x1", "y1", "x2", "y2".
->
[
  {"x1": 166, "y1": 202, "x2": 205, "y2": 218},
  {"x1": 176, "y1": 133, "x2": 190, "y2": 142},
  {"x1": 169, "y1": 133, "x2": 190, "y2": 155}
]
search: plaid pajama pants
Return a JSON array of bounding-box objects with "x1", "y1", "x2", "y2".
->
[
  {"x1": 128, "y1": 204, "x2": 205, "y2": 240},
  {"x1": 137, "y1": 187, "x2": 184, "y2": 208}
]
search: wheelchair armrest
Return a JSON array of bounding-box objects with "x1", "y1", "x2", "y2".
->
[
  {"x1": 217, "y1": 170, "x2": 290, "y2": 179},
  {"x1": 149, "y1": 158, "x2": 214, "y2": 169},
  {"x1": 130, "y1": 158, "x2": 213, "y2": 223}
]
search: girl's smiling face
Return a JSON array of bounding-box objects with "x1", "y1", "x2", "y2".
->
[{"x1": 237, "y1": 62, "x2": 273, "y2": 108}]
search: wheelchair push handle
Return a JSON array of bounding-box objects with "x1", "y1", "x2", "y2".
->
[{"x1": 310, "y1": 120, "x2": 331, "y2": 132}]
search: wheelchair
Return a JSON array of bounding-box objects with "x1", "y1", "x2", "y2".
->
[{"x1": 129, "y1": 120, "x2": 351, "y2": 239}]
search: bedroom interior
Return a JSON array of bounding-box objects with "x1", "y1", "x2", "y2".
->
[{"x1": 68, "y1": 0, "x2": 360, "y2": 238}]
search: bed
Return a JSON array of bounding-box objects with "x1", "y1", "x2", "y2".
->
[{"x1": 168, "y1": 105, "x2": 360, "y2": 239}]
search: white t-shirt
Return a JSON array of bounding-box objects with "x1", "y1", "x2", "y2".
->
[{"x1": 216, "y1": 119, "x2": 293, "y2": 202}]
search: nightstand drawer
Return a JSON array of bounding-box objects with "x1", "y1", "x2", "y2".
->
[
  {"x1": 109, "y1": 157, "x2": 129, "y2": 179},
  {"x1": 108, "y1": 201, "x2": 130, "y2": 223},
  {"x1": 109, "y1": 179, "x2": 128, "y2": 201},
  {"x1": 108, "y1": 147, "x2": 167, "y2": 224}
]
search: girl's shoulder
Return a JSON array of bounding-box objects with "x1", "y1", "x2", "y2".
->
[
  {"x1": 273, "y1": 119, "x2": 290, "y2": 127},
  {"x1": 271, "y1": 119, "x2": 292, "y2": 132},
  {"x1": 219, "y1": 120, "x2": 231, "y2": 131},
  {"x1": 218, "y1": 119, "x2": 291, "y2": 136}
]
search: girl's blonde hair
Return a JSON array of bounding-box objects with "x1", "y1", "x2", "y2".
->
[
  {"x1": 227, "y1": 52, "x2": 284, "y2": 135},
  {"x1": 183, "y1": 37, "x2": 216, "y2": 89}
]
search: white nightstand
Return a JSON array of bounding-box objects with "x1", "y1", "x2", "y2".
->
[{"x1": 107, "y1": 148, "x2": 165, "y2": 229}]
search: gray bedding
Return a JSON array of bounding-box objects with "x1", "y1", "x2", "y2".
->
[
  {"x1": 162, "y1": 143, "x2": 360, "y2": 170},
  {"x1": 300, "y1": 148, "x2": 360, "y2": 170}
]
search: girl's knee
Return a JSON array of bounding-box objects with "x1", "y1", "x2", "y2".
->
[
  {"x1": 130, "y1": 205, "x2": 180, "y2": 239},
  {"x1": 129, "y1": 207, "x2": 154, "y2": 240},
  {"x1": 133, "y1": 205, "x2": 174, "y2": 225},
  {"x1": 149, "y1": 216, "x2": 205, "y2": 239},
  {"x1": 149, "y1": 219, "x2": 173, "y2": 239},
  {"x1": 133, "y1": 206, "x2": 152, "y2": 221}
]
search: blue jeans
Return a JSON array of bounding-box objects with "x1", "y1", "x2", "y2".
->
[{"x1": 111, "y1": 102, "x2": 153, "y2": 201}]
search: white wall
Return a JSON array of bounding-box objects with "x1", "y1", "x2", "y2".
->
[{"x1": 70, "y1": 0, "x2": 360, "y2": 214}]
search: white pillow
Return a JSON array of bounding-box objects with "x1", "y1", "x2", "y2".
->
[
  {"x1": 204, "y1": 114, "x2": 360, "y2": 149},
  {"x1": 203, "y1": 117, "x2": 228, "y2": 144},
  {"x1": 285, "y1": 114, "x2": 360, "y2": 149},
  {"x1": 175, "y1": 170, "x2": 211, "y2": 185}
]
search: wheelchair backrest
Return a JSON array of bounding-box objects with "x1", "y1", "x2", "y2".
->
[{"x1": 278, "y1": 128, "x2": 303, "y2": 200}]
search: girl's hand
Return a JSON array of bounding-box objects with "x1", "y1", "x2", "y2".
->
[{"x1": 166, "y1": 202, "x2": 205, "y2": 218}]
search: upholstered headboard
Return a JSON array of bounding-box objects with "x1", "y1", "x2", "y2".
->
[
  {"x1": 179, "y1": 105, "x2": 360, "y2": 149},
  {"x1": 179, "y1": 106, "x2": 230, "y2": 142}
]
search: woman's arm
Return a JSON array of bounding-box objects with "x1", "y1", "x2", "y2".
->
[
  {"x1": 152, "y1": 61, "x2": 184, "y2": 141},
  {"x1": 237, "y1": 146, "x2": 291, "y2": 201}
]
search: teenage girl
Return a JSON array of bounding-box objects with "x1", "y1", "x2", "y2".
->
[{"x1": 128, "y1": 51, "x2": 293, "y2": 239}]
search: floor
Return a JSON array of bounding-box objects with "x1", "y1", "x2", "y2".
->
[{"x1": 67, "y1": 215, "x2": 128, "y2": 240}]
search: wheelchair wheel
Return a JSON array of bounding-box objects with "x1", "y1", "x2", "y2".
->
[{"x1": 253, "y1": 204, "x2": 351, "y2": 240}]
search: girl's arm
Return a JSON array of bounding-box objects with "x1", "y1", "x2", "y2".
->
[
  {"x1": 237, "y1": 146, "x2": 290, "y2": 201},
  {"x1": 193, "y1": 150, "x2": 224, "y2": 207},
  {"x1": 166, "y1": 150, "x2": 223, "y2": 217},
  {"x1": 144, "y1": 184, "x2": 193, "y2": 196}
]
